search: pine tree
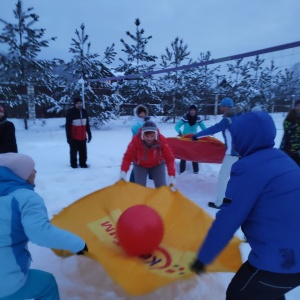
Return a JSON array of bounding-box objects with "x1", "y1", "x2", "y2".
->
[
  {"x1": 184, "y1": 51, "x2": 220, "y2": 116},
  {"x1": 0, "y1": 0, "x2": 61, "y2": 128},
  {"x1": 53, "y1": 23, "x2": 120, "y2": 126},
  {"x1": 158, "y1": 37, "x2": 191, "y2": 122},
  {"x1": 225, "y1": 58, "x2": 253, "y2": 108},
  {"x1": 276, "y1": 68, "x2": 300, "y2": 112},
  {"x1": 254, "y1": 59, "x2": 280, "y2": 112},
  {"x1": 115, "y1": 18, "x2": 161, "y2": 116}
]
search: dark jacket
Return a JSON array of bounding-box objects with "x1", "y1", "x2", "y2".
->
[
  {"x1": 0, "y1": 116, "x2": 18, "y2": 153},
  {"x1": 65, "y1": 107, "x2": 91, "y2": 141},
  {"x1": 198, "y1": 111, "x2": 300, "y2": 273},
  {"x1": 280, "y1": 109, "x2": 300, "y2": 155}
]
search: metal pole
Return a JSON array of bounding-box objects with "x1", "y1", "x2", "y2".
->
[
  {"x1": 78, "y1": 78, "x2": 85, "y2": 108},
  {"x1": 214, "y1": 94, "x2": 219, "y2": 116}
]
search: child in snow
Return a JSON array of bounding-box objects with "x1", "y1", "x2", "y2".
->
[{"x1": 121, "y1": 120, "x2": 175, "y2": 187}]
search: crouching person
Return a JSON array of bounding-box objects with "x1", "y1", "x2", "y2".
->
[
  {"x1": 121, "y1": 120, "x2": 176, "y2": 188},
  {"x1": 0, "y1": 153, "x2": 88, "y2": 300}
]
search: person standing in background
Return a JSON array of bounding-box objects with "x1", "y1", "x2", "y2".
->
[
  {"x1": 65, "y1": 98, "x2": 92, "y2": 168},
  {"x1": 280, "y1": 99, "x2": 300, "y2": 166},
  {"x1": 130, "y1": 105, "x2": 149, "y2": 182},
  {"x1": 192, "y1": 98, "x2": 243, "y2": 209},
  {"x1": 131, "y1": 105, "x2": 149, "y2": 136},
  {"x1": 0, "y1": 105, "x2": 18, "y2": 153},
  {"x1": 175, "y1": 104, "x2": 206, "y2": 174}
]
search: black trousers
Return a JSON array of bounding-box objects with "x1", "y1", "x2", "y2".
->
[
  {"x1": 179, "y1": 160, "x2": 199, "y2": 173},
  {"x1": 226, "y1": 261, "x2": 300, "y2": 300},
  {"x1": 69, "y1": 140, "x2": 87, "y2": 167}
]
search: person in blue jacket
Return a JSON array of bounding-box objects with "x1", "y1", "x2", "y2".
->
[
  {"x1": 131, "y1": 105, "x2": 149, "y2": 136},
  {"x1": 175, "y1": 104, "x2": 206, "y2": 174},
  {"x1": 192, "y1": 97, "x2": 243, "y2": 208},
  {"x1": 0, "y1": 153, "x2": 88, "y2": 300},
  {"x1": 190, "y1": 111, "x2": 300, "y2": 300}
]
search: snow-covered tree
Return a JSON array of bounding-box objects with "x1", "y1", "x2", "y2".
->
[
  {"x1": 158, "y1": 37, "x2": 192, "y2": 122},
  {"x1": 53, "y1": 23, "x2": 121, "y2": 126},
  {"x1": 184, "y1": 51, "x2": 220, "y2": 116},
  {"x1": 0, "y1": 0, "x2": 61, "y2": 128},
  {"x1": 115, "y1": 18, "x2": 161, "y2": 116}
]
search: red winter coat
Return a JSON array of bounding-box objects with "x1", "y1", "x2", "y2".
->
[{"x1": 121, "y1": 129, "x2": 175, "y2": 176}]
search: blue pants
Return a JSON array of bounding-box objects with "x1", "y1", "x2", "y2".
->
[{"x1": 1, "y1": 269, "x2": 59, "y2": 300}]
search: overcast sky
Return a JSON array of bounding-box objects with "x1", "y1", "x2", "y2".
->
[{"x1": 1, "y1": 0, "x2": 300, "y2": 69}]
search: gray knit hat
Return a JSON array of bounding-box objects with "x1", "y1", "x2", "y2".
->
[
  {"x1": 141, "y1": 120, "x2": 158, "y2": 140},
  {"x1": 0, "y1": 153, "x2": 35, "y2": 180}
]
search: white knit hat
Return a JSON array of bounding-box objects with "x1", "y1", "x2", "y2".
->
[{"x1": 0, "y1": 153, "x2": 35, "y2": 180}]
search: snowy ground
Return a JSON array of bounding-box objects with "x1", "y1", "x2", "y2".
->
[{"x1": 10, "y1": 112, "x2": 300, "y2": 299}]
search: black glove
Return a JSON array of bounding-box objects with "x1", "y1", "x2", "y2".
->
[
  {"x1": 190, "y1": 258, "x2": 206, "y2": 275},
  {"x1": 178, "y1": 132, "x2": 183, "y2": 137},
  {"x1": 192, "y1": 135, "x2": 198, "y2": 141},
  {"x1": 67, "y1": 138, "x2": 72, "y2": 144},
  {"x1": 87, "y1": 135, "x2": 92, "y2": 143},
  {"x1": 76, "y1": 243, "x2": 88, "y2": 255}
]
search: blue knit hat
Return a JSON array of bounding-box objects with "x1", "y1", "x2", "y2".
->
[{"x1": 219, "y1": 97, "x2": 234, "y2": 107}]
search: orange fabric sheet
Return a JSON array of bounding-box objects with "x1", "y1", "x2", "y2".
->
[
  {"x1": 51, "y1": 181, "x2": 242, "y2": 295},
  {"x1": 166, "y1": 135, "x2": 225, "y2": 163}
]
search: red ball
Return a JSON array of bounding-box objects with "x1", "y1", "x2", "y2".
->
[{"x1": 116, "y1": 205, "x2": 164, "y2": 256}]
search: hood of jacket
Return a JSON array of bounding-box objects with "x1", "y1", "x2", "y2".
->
[
  {"x1": 0, "y1": 167, "x2": 34, "y2": 196},
  {"x1": 133, "y1": 105, "x2": 148, "y2": 119},
  {"x1": 231, "y1": 111, "x2": 276, "y2": 157}
]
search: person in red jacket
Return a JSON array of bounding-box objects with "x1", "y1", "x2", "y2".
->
[
  {"x1": 121, "y1": 120, "x2": 175, "y2": 187},
  {"x1": 65, "y1": 98, "x2": 92, "y2": 168}
]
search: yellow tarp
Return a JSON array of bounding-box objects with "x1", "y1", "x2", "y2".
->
[{"x1": 51, "y1": 181, "x2": 242, "y2": 296}]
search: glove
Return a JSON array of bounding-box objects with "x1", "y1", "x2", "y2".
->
[
  {"x1": 87, "y1": 135, "x2": 92, "y2": 143},
  {"x1": 67, "y1": 138, "x2": 71, "y2": 144},
  {"x1": 190, "y1": 258, "x2": 206, "y2": 275},
  {"x1": 168, "y1": 176, "x2": 176, "y2": 186},
  {"x1": 120, "y1": 171, "x2": 127, "y2": 181},
  {"x1": 77, "y1": 243, "x2": 88, "y2": 255},
  {"x1": 192, "y1": 135, "x2": 198, "y2": 141},
  {"x1": 178, "y1": 132, "x2": 183, "y2": 137}
]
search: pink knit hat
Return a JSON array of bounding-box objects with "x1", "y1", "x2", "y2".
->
[{"x1": 0, "y1": 153, "x2": 35, "y2": 180}]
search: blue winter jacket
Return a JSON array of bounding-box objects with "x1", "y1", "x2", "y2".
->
[
  {"x1": 194, "y1": 107, "x2": 243, "y2": 156},
  {"x1": 0, "y1": 167, "x2": 85, "y2": 298},
  {"x1": 131, "y1": 106, "x2": 149, "y2": 137},
  {"x1": 198, "y1": 111, "x2": 300, "y2": 273}
]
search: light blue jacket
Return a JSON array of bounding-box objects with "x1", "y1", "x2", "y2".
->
[
  {"x1": 131, "y1": 105, "x2": 149, "y2": 137},
  {"x1": 175, "y1": 115, "x2": 206, "y2": 135},
  {"x1": 0, "y1": 167, "x2": 85, "y2": 298},
  {"x1": 198, "y1": 112, "x2": 300, "y2": 273}
]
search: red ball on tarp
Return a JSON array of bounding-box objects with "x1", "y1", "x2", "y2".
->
[{"x1": 116, "y1": 205, "x2": 164, "y2": 256}]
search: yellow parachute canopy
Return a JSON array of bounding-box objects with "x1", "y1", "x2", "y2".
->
[{"x1": 51, "y1": 181, "x2": 242, "y2": 296}]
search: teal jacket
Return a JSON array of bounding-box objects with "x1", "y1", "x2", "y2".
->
[
  {"x1": 0, "y1": 167, "x2": 85, "y2": 298},
  {"x1": 175, "y1": 115, "x2": 206, "y2": 135}
]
